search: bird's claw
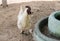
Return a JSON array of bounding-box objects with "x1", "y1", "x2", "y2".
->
[{"x1": 20, "y1": 30, "x2": 30, "y2": 36}]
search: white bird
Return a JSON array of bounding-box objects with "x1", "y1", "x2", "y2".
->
[{"x1": 17, "y1": 6, "x2": 33, "y2": 35}]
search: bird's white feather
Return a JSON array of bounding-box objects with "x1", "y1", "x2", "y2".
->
[{"x1": 17, "y1": 7, "x2": 28, "y2": 29}]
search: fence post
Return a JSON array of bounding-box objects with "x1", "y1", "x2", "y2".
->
[{"x1": 2, "y1": 0, "x2": 8, "y2": 8}]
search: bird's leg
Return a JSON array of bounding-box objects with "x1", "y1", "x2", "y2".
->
[
  {"x1": 1, "y1": 4, "x2": 2, "y2": 6},
  {"x1": 20, "y1": 29, "x2": 30, "y2": 36},
  {"x1": 20, "y1": 29, "x2": 23, "y2": 34},
  {"x1": 29, "y1": 29, "x2": 33, "y2": 34},
  {"x1": 22, "y1": 29, "x2": 33, "y2": 35},
  {"x1": 21, "y1": 30, "x2": 25, "y2": 34}
]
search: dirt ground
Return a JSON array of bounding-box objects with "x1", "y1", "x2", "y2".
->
[{"x1": 0, "y1": 1, "x2": 60, "y2": 41}]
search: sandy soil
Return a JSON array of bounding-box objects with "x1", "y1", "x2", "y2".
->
[{"x1": 0, "y1": 1, "x2": 60, "y2": 41}]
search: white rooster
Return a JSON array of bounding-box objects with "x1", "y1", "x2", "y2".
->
[{"x1": 17, "y1": 6, "x2": 33, "y2": 35}]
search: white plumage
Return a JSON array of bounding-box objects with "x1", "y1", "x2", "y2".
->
[{"x1": 17, "y1": 6, "x2": 31, "y2": 34}]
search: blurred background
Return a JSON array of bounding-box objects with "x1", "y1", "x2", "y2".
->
[{"x1": 0, "y1": 0, "x2": 59, "y2": 4}]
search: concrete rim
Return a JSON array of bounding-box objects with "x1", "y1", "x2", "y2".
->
[{"x1": 33, "y1": 17, "x2": 60, "y2": 41}]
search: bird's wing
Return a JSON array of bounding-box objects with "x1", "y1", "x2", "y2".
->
[
  {"x1": 17, "y1": 8, "x2": 29, "y2": 29},
  {"x1": 17, "y1": 14, "x2": 27, "y2": 29}
]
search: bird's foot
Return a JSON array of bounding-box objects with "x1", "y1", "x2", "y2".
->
[
  {"x1": 20, "y1": 29, "x2": 33, "y2": 36},
  {"x1": 20, "y1": 30, "x2": 30, "y2": 36},
  {"x1": 29, "y1": 29, "x2": 33, "y2": 34}
]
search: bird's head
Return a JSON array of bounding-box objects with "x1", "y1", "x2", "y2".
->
[{"x1": 25, "y1": 6, "x2": 32, "y2": 15}]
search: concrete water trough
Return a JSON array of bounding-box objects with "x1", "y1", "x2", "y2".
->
[{"x1": 33, "y1": 14, "x2": 60, "y2": 41}]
